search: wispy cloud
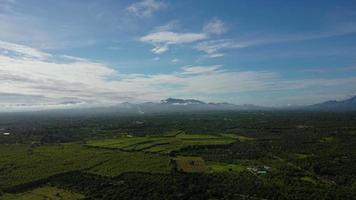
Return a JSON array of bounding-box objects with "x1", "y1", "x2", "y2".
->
[
  {"x1": 195, "y1": 39, "x2": 246, "y2": 57},
  {"x1": 181, "y1": 65, "x2": 223, "y2": 75},
  {"x1": 127, "y1": 0, "x2": 166, "y2": 18},
  {"x1": 153, "y1": 20, "x2": 180, "y2": 32},
  {"x1": 203, "y1": 18, "x2": 228, "y2": 35},
  {"x1": 1, "y1": 41, "x2": 356, "y2": 110},
  {"x1": 0, "y1": 40, "x2": 51, "y2": 59},
  {"x1": 140, "y1": 31, "x2": 207, "y2": 54},
  {"x1": 141, "y1": 18, "x2": 230, "y2": 54},
  {"x1": 171, "y1": 58, "x2": 179, "y2": 63}
]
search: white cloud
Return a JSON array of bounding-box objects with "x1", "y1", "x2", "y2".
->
[
  {"x1": 1, "y1": 41, "x2": 356, "y2": 110},
  {"x1": 0, "y1": 40, "x2": 51, "y2": 60},
  {"x1": 141, "y1": 31, "x2": 207, "y2": 44},
  {"x1": 140, "y1": 18, "x2": 229, "y2": 54},
  {"x1": 203, "y1": 18, "x2": 228, "y2": 35},
  {"x1": 151, "y1": 44, "x2": 169, "y2": 54},
  {"x1": 181, "y1": 65, "x2": 222, "y2": 74},
  {"x1": 141, "y1": 19, "x2": 228, "y2": 54},
  {"x1": 127, "y1": 0, "x2": 166, "y2": 18},
  {"x1": 153, "y1": 20, "x2": 180, "y2": 32},
  {"x1": 140, "y1": 31, "x2": 208, "y2": 54},
  {"x1": 171, "y1": 58, "x2": 179, "y2": 63},
  {"x1": 195, "y1": 39, "x2": 247, "y2": 57},
  {"x1": 208, "y1": 53, "x2": 224, "y2": 58}
]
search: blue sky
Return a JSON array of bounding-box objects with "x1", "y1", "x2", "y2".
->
[{"x1": 0, "y1": 0, "x2": 356, "y2": 110}]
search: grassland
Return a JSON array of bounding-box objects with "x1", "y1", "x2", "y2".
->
[
  {"x1": 86, "y1": 132, "x2": 235, "y2": 154},
  {"x1": 0, "y1": 144, "x2": 111, "y2": 188},
  {"x1": 87, "y1": 152, "x2": 170, "y2": 177},
  {"x1": 0, "y1": 186, "x2": 84, "y2": 200},
  {"x1": 0, "y1": 143, "x2": 170, "y2": 188}
]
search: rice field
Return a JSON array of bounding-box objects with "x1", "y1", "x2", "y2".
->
[{"x1": 86, "y1": 132, "x2": 235, "y2": 154}]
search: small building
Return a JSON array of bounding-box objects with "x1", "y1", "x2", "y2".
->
[
  {"x1": 3, "y1": 132, "x2": 10, "y2": 136},
  {"x1": 248, "y1": 166, "x2": 270, "y2": 175}
]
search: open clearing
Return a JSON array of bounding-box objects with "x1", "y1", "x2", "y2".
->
[
  {"x1": 173, "y1": 156, "x2": 207, "y2": 173},
  {"x1": 86, "y1": 132, "x2": 235, "y2": 154},
  {"x1": 1, "y1": 186, "x2": 84, "y2": 200}
]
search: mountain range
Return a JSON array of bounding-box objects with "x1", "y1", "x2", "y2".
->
[
  {"x1": 306, "y1": 96, "x2": 356, "y2": 111},
  {"x1": 5, "y1": 96, "x2": 356, "y2": 114},
  {"x1": 102, "y1": 96, "x2": 356, "y2": 114}
]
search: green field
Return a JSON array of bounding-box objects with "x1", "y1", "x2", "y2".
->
[
  {"x1": 87, "y1": 151, "x2": 170, "y2": 177},
  {"x1": 1, "y1": 111, "x2": 356, "y2": 200},
  {"x1": 0, "y1": 144, "x2": 112, "y2": 188},
  {"x1": 86, "y1": 133, "x2": 235, "y2": 154},
  {"x1": 0, "y1": 186, "x2": 84, "y2": 200},
  {"x1": 0, "y1": 144, "x2": 170, "y2": 188},
  {"x1": 0, "y1": 133, "x2": 236, "y2": 189}
]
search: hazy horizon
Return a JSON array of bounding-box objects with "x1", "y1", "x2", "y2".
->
[{"x1": 1, "y1": 0, "x2": 356, "y2": 111}]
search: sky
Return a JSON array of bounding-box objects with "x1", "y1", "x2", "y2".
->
[{"x1": 1, "y1": 0, "x2": 356, "y2": 110}]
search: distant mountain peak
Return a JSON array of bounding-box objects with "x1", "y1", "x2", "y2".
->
[
  {"x1": 160, "y1": 98, "x2": 206, "y2": 105},
  {"x1": 309, "y1": 95, "x2": 356, "y2": 111}
]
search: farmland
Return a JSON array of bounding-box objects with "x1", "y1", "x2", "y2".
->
[
  {"x1": 1, "y1": 186, "x2": 84, "y2": 200},
  {"x1": 0, "y1": 144, "x2": 111, "y2": 188},
  {"x1": 173, "y1": 156, "x2": 207, "y2": 173},
  {"x1": 87, "y1": 152, "x2": 170, "y2": 177},
  {"x1": 0, "y1": 111, "x2": 356, "y2": 199},
  {"x1": 86, "y1": 132, "x2": 235, "y2": 154},
  {"x1": 0, "y1": 143, "x2": 170, "y2": 189}
]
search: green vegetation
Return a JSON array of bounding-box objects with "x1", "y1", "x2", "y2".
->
[
  {"x1": 236, "y1": 135, "x2": 255, "y2": 142},
  {"x1": 86, "y1": 132, "x2": 235, "y2": 154},
  {"x1": 0, "y1": 144, "x2": 111, "y2": 188},
  {"x1": 1, "y1": 186, "x2": 83, "y2": 200},
  {"x1": 0, "y1": 111, "x2": 356, "y2": 199},
  {"x1": 294, "y1": 153, "x2": 312, "y2": 159},
  {"x1": 207, "y1": 162, "x2": 245, "y2": 173},
  {"x1": 300, "y1": 176, "x2": 317, "y2": 185},
  {"x1": 0, "y1": 143, "x2": 169, "y2": 188},
  {"x1": 87, "y1": 152, "x2": 170, "y2": 177}
]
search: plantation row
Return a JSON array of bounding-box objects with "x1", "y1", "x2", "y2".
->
[{"x1": 86, "y1": 132, "x2": 235, "y2": 154}]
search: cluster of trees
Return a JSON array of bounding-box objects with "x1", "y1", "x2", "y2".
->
[
  {"x1": 1, "y1": 111, "x2": 356, "y2": 199},
  {"x1": 180, "y1": 140, "x2": 266, "y2": 162},
  {"x1": 49, "y1": 171, "x2": 283, "y2": 200}
]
